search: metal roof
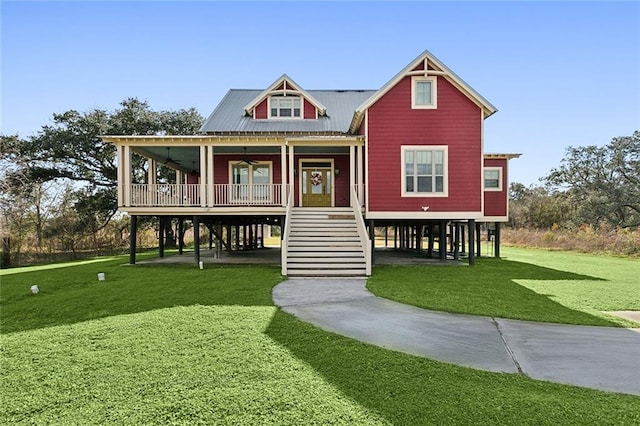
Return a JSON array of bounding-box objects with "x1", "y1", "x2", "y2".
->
[{"x1": 200, "y1": 89, "x2": 375, "y2": 134}]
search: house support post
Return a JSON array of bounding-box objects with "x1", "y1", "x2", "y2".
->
[
  {"x1": 468, "y1": 219, "x2": 476, "y2": 266},
  {"x1": 438, "y1": 220, "x2": 447, "y2": 260},
  {"x1": 208, "y1": 224, "x2": 214, "y2": 250},
  {"x1": 495, "y1": 222, "x2": 501, "y2": 258},
  {"x1": 417, "y1": 225, "x2": 422, "y2": 254},
  {"x1": 158, "y1": 217, "x2": 165, "y2": 258},
  {"x1": 461, "y1": 225, "x2": 466, "y2": 255},
  {"x1": 129, "y1": 215, "x2": 138, "y2": 265},
  {"x1": 427, "y1": 224, "x2": 434, "y2": 257},
  {"x1": 178, "y1": 218, "x2": 184, "y2": 255},
  {"x1": 193, "y1": 216, "x2": 201, "y2": 264},
  {"x1": 475, "y1": 222, "x2": 482, "y2": 258},
  {"x1": 453, "y1": 223, "x2": 460, "y2": 260}
]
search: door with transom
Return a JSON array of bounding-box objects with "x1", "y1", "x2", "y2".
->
[{"x1": 301, "y1": 162, "x2": 332, "y2": 207}]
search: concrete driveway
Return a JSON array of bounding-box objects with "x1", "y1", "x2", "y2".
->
[{"x1": 273, "y1": 279, "x2": 640, "y2": 396}]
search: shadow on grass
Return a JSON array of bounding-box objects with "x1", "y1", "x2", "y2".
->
[
  {"x1": 265, "y1": 310, "x2": 640, "y2": 424},
  {"x1": 368, "y1": 258, "x2": 623, "y2": 327},
  {"x1": 0, "y1": 257, "x2": 282, "y2": 334}
]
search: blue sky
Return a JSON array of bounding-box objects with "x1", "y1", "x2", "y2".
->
[{"x1": 2, "y1": 1, "x2": 639, "y2": 186}]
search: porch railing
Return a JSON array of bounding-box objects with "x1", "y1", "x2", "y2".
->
[{"x1": 128, "y1": 184, "x2": 284, "y2": 207}]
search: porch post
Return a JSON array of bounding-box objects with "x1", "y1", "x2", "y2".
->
[
  {"x1": 349, "y1": 145, "x2": 355, "y2": 200},
  {"x1": 468, "y1": 219, "x2": 476, "y2": 265},
  {"x1": 368, "y1": 219, "x2": 375, "y2": 265},
  {"x1": 207, "y1": 145, "x2": 215, "y2": 207},
  {"x1": 495, "y1": 222, "x2": 501, "y2": 258},
  {"x1": 357, "y1": 145, "x2": 364, "y2": 204},
  {"x1": 123, "y1": 145, "x2": 132, "y2": 206},
  {"x1": 148, "y1": 158, "x2": 157, "y2": 185},
  {"x1": 281, "y1": 144, "x2": 287, "y2": 206},
  {"x1": 117, "y1": 145, "x2": 124, "y2": 207},
  {"x1": 200, "y1": 146, "x2": 207, "y2": 207},
  {"x1": 453, "y1": 223, "x2": 460, "y2": 260},
  {"x1": 193, "y1": 216, "x2": 201, "y2": 263},
  {"x1": 288, "y1": 145, "x2": 295, "y2": 204},
  {"x1": 129, "y1": 215, "x2": 137, "y2": 265}
]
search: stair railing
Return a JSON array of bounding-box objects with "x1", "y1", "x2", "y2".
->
[
  {"x1": 281, "y1": 186, "x2": 294, "y2": 276},
  {"x1": 350, "y1": 185, "x2": 372, "y2": 275}
]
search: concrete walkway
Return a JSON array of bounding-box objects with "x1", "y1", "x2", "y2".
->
[{"x1": 272, "y1": 279, "x2": 640, "y2": 396}]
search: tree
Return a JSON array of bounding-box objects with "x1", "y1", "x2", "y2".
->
[
  {"x1": 546, "y1": 131, "x2": 640, "y2": 228},
  {"x1": 1, "y1": 98, "x2": 203, "y2": 234}
]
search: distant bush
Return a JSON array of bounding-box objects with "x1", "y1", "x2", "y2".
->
[{"x1": 503, "y1": 226, "x2": 640, "y2": 257}]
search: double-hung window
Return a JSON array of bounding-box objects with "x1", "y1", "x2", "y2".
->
[
  {"x1": 270, "y1": 96, "x2": 301, "y2": 118},
  {"x1": 402, "y1": 146, "x2": 448, "y2": 197},
  {"x1": 411, "y1": 76, "x2": 437, "y2": 109},
  {"x1": 483, "y1": 167, "x2": 502, "y2": 191}
]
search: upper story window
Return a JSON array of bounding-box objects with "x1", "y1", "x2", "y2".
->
[
  {"x1": 401, "y1": 145, "x2": 448, "y2": 197},
  {"x1": 484, "y1": 167, "x2": 502, "y2": 191},
  {"x1": 270, "y1": 96, "x2": 302, "y2": 118},
  {"x1": 411, "y1": 76, "x2": 437, "y2": 109}
]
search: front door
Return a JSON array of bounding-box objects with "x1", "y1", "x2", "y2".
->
[{"x1": 301, "y1": 165, "x2": 332, "y2": 207}]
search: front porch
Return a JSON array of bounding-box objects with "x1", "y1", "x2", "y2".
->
[{"x1": 105, "y1": 135, "x2": 366, "y2": 214}]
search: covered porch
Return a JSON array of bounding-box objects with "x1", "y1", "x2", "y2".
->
[{"x1": 104, "y1": 135, "x2": 366, "y2": 213}]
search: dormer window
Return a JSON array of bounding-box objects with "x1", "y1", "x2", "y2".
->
[{"x1": 270, "y1": 96, "x2": 302, "y2": 118}]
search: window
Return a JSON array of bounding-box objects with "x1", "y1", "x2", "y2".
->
[
  {"x1": 411, "y1": 76, "x2": 437, "y2": 109},
  {"x1": 484, "y1": 167, "x2": 502, "y2": 191},
  {"x1": 230, "y1": 162, "x2": 272, "y2": 203},
  {"x1": 270, "y1": 96, "x2": 301, "y2": 118},
  {"x1": 402, "y1": 146, "x2": 448, "y2": 197}
]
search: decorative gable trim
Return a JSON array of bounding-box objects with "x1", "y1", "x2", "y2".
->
[
  {"x1": 349, "y1": 50, "x2": 498, "y2": 133},
  {"x1": 243, "y1": 74, "x2": 327, "y2": 117}
]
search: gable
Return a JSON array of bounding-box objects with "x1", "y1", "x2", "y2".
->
[
  {"x1": 349, "y1": 50, "x2": 497, "y2": 133},
  {"x1": 243, "y1": 74, "x2": 326, "y2": 119}
]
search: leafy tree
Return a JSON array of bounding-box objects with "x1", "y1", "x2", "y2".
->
[
  {"x1": 1, "y1": 98, "x2": 203, "y2": 236},
  {"x1": 546, "y1": 131, "x2": 640, "y2": 228}
]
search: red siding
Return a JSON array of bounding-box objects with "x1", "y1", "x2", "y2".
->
[
  {"x1": 255, "y1": 99, "x2": 268, "y2": 119},
  {"x1": 367, "y1": 75, "x2": 482, "y2": 213},
  {"x1": 483, "y1": 158, "x2": 508, "y2": 217},
  {"x1": 213, "y1": 154, "x2": 283, "y2": 184},
  {"x1": 303, "y1": 99, "x2": 316, "y2": 119}
]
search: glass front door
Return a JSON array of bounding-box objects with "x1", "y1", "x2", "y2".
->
[{"x1": 301, "y1": 164, "x2": 332, "y2": 207}]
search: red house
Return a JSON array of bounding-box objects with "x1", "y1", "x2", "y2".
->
[{"x1": 103, "y1": 50, "x2": 520, "y2": 276}]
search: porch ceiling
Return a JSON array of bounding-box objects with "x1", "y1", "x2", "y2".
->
[{"x1": 133, "y1": 145, "x2": 350, "y2": 173}]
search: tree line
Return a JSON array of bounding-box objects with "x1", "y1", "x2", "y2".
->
[
  {"x1": 0, "y1": 99, "x2": 203, "y2": 265},
  {"x1": 509, "y1": 131, "x2": 639, "y2": 231}
]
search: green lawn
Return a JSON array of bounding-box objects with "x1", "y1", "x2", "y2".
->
[
  {"x1": 1, "y1": 253, "x2": 639, "y2": 424},
  {"x1": 368, "y1": 247, "x2": 639, "y2": 327}
]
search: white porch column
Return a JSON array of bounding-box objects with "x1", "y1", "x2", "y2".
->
[
  {"x1": 281, "y1": 144, "x2": 286, "y2": 206},
  {"x1": 357, "y1": 144, "x2": 364, "y2": 204},
  {"x1": 349, "y1": 145, "x2": 355, "y2": 202},
  {"x1": 123, "y1": 145, "x2": 132, "y2": 206},
  {"x1": 117, "y1": 145, "x2": 124, "y2": 207},
  {"x1": 207, "y1": 145, "x2": 215, "y2": 207},
  {"x1": 148, "y1": 158, "x2": 157, "y2": 185},
  {"x1": 288, "y1": 144, "x2": 295, "y2": 205},
  {"x1": 200, "y1": 145, "x2": 207, "y2": 207}
]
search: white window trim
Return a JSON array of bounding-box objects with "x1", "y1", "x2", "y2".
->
[
  {"x1": 268, "y1": 95, "x2": 303, "y2": 119},
  {"x1": 401, "y1": 145, "x2": 448, "y2": 197},
  {"x1": 411, "y1": 76, "x2": 437, "y2": 109},
  {"x1": 484, "y1": 167, "x2": 503, "y2": 191}
]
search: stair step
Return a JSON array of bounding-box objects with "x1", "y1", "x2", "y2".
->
[
  {"x1": 287, "y1": 269, "x2": 366, "y2": 276},
  {"x1": 287, "y1": 241, "x2": 362, "y2": 247}
]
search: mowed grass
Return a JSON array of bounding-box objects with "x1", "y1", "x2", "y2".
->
[
  {"x1": 369, "y1": 248, "x2": 639, "y2": 327},
  {"x1": 1, "y1": 252, "x2": 640, "y2": 424}
]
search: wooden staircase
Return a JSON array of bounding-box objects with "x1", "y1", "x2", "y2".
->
[{"x1": 284, "y1": 207, "x2": 368, "y2": 277}]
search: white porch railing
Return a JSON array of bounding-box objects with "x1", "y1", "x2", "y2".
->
[
  {"x1": 351, "y1": 185, "x2": 372, "y2": 276},
  {"x1": 213, "y1": 184, "x2": 283, "y2": 206},
  {"x1": 131, "y1": 184, "x2": 201, "y2": 207},
  {"x1": 128, "y1": 184, "x2": 285, "y2": 207}
]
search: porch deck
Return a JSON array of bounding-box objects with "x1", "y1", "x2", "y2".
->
[{"x1": 135, "y1": 247, "x2": 463, "y2": 266}]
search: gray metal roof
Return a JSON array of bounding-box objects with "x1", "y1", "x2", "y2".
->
[{"x1": 200, "y1": 89, "x2": 375, "y2": 134}]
